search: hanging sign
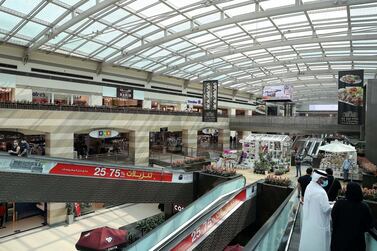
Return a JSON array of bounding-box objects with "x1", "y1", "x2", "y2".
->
[
  {"x1": 89, "y1": 129, "x2": 119, "y2": 139},
  {"x1": 338, "y1": 70, "x2": 364, "y2": 125},
  {"x1": 202, "y1": 80, "x2": 218, "y2": 122},
  {"x1": 117, "y1": 87, "x2": 133, "y2": 99}
]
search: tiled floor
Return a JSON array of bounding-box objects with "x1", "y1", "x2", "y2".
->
[
  {"x1": 0, "y1": 203, "x2": 160, "y2": 251},
  {"x1": 0, "y1": 215, "x2": 45, "y2": 238},
  {"x1": 237, "y1": 165, "x2": 300, "y2": 185}
]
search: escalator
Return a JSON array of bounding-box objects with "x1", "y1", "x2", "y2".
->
[
  {"x1": 0, "y1": 153, "x2": 193, "y2": 204},
  {"x1": 124, "y1": 176, "x2": 258, "y2": 251}
]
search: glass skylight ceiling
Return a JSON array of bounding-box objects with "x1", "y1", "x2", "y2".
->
[{"x1": 1, "y1": 0, "x2": 377, "y2": 102}]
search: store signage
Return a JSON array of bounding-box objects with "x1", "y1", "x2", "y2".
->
[
  {"x1": 117, "y1": 87, "x2": 133, "y2": 99},
  {"x1": 171, "y1": 189, "x2": 247, "y2": 251},
  {"x1": 338, "y1": 70, "x2": 364, "y2": 125},
  {"x1": 202, "y1": 80, "x2": 218, "y2": 122},
  {"x1": 186, "y1": 99, "x2": 202, "y2": 105},
  {"x1": 89, "y1": 129, "x2": 119, "y2": 139},
  {"x1": 172, "y1": 204, "x2": 185, "y2": 215},
  {"x1": 202, "y1": 128, "x2": 218, "y2": 135},
  {"x1": 262, "y1": 84, "x2": 293, "y2": 101}
]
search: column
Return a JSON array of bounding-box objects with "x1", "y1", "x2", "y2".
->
[
  {"x1": 129, "y1": 130, "x2": 149, "y2": 166},
  {"x1": 45, "y1": 132, "x2": 74, "y2": 225},
  {"x1": 219, "y1": 129, "x2": 230, "y2": 150},
  {"x1": 247, "y1": 110, "x2": 253, "y2": 116},
  {"x1": 229, "y1": 108, "x2": 236, "y2": 116},
  {"x1": 45, "y1": 132, "x2": 74, "y2": 159},
  {"x1": 182, "y1": 129, "x2": 198, "y2": 156},
  {"x1": 243, "y1": 131, "x2": 252, "y2": 139},
  {"x1": 142, "y1": 100, "x2": 152, "y2": 109}
]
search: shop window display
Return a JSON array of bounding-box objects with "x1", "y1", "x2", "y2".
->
[
  {"x1": 32, "y1": 92, "x2": 49, "y2": 104},
  {"x1": 0, "y1": 88, "x2": 13, "y2": 102}
]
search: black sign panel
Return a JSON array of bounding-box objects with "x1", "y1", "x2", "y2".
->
[
  {"x1": 117, "y1": 87, "x2": 133, "y2": 99},
  {"x1": 202, "y1": 80, "x2": 218, "y2": 122},
  {"x1": 338, "y1": 70, "x2": 364, "y2": 125}
]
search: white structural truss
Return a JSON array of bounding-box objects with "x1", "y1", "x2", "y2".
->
[{"x1": 0, "y1": 0, "x2": 377, "y2": 103}]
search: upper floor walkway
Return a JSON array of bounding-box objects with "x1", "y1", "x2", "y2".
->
[{"x1": 230, "y1": 115, "x2": 361, "y2": 134}]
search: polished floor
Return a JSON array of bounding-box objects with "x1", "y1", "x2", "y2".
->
[{"x1": 0, "y1": 203, "x2": 160, "y2": 251}]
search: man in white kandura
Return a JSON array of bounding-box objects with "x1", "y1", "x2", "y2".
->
[{"x1": 299, "y1": 169, "x2": 332, "y2": 251}]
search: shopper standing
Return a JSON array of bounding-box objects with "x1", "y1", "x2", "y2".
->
[
  {"x1": 295, "y1": 153, "x2": 302, "y2": 177},
  {"x1": 299, "y1": 169, "x2": 331, "y2": 251},
  {"x1": 331, "y1": 182, "x2": 374, "y2": 251},
  {"x1": 324, "y1": 168, "x2": 342, "y2": 201},
  {"x1": 19, "y1": 139, "x2": 30, "y2": 157},
  {"x1": 8, "y1": 140, "x2": 20, "y2": 156},
  {"x1": 297, "y1": 167, "x2": 313, "y2": 203},
  {"x1": 0, "y1": 202, "x2": 6, "y2": 228},
  {"x1": 342, "y1": 156, "x2": 352, "y2": 181}
]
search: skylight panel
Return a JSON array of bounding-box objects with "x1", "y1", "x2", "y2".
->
[
  {"x1": 77, "y1": 41, "x2": 103, "y2": 54},
  {"x1": 273, "y1": 14, "x2": 308, "y2": 27},
  {"x1": 196, "y1": 12, "x2": 221, "y2": 24},
  {"x1": 0, "y1": 11, "x2": 22, "y2": 31},
  {"x1": 308, "y1": 7, "x2": 347, "y2": 21},
  {"x1": 94, "y1": 47, "x2": 117, "y2": 59},
  {"x1": 260, "y1": 0, "x2": 295, "y2": 10},
  {"x1": 170, "y1": 0, "x2": 202, "y2": 9},
  {"x1": 81, "y1": 22, "x2": 107, "y2": 35},
  {"x1": 96, "y1": 30, "x2": 122, "y2": 43},
  {"x1": 35, "y1": 3, "x2": 66, "y2": 23},
  {"x1": 224, "y1": 4, "x2": 255, "y2": 17},
  {"x1": 78, "y1": 0, "x2": 97, "y2": 12},
  {"x1": 170, "y1": 21, "x2": 191, "y2": 33},
  {"x1": 146, "y1": 31, "x2": 165, "y2": 41},
  {"x1": 103, "y1": 9, "x2": 131, "y2": 23},
  {"x1": 140, "y1": 3, "x2": 173, "y2": 17},
  {"x1": 2, "y1": 0, "x2": 42, "y2": 15},
  {"x1": 257, "y1": 35, "x2": 281, "y2": 42},
  {"x1": 351, "y1": 4, "x2": 377, "y2": 17},
  {"x1": 215, "y1": 26, "x2": 243, "y2": 38},
  {"x1": 187, "y1": 6, "x2": 216, "y2": 17},
  {"x1": 190, "y1": 33, "x2": 217, "y2": 44},
  {"x1": 316, "y1": 28, "x2": 348, "y2": 35},
  {"x1": 17, "y1": 21, "x2": 46, "y2": 38},
  {"x1": 285, "y1": 31, "x2": 313, "y2": 39},
  {"x1": 128, "y1": 0, "x2": 158, "y2": 11},
  {"x1": 135, "y1": 25, "x2": 159, "y2": 37}
]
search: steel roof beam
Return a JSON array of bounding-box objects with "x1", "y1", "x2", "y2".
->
[
  {"x1": 28, "y1": 0, "x2": 122, "y2": 52},
  {"x1": 108, "y1": 0, "x2": 377, "y2": 63}
]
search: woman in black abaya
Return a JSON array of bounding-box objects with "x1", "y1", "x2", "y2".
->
[{"x1": 331, "y1": 182, "x2": 374, "y2": 251}]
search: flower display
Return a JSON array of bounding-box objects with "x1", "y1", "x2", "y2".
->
[
  {"x1": 265, "y1": 175, "x2": 291, "y2": 187},
  {"x1": 202, "y1": 164, "x2": 237, "y2": 177}
]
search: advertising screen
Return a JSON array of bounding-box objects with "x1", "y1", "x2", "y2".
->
[
  {"x1": 338, "y1": 70, "x2": 364, "y2": 125},
  {"x1": 262, "y1": 84, "x2": 293, "y2": 101}
]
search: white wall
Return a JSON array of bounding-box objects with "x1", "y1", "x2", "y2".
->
[
  {"x1": 90, "y1": 95, "x2": 103, "y2": 106},
  {"x1": 15, "y1": 87, "x2": 32, "y2": 102}
]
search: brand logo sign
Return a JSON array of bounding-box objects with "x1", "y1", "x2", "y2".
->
[{"x1": 89, "y1": 129, "x2": 119, "y2": 139}]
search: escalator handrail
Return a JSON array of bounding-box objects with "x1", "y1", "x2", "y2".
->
[
  {"x1": 126, "y1": 176, "x2": 246, "y2": 251},
  {"x1": 368, "y1": 228, "x2": 377, "y2": 240},
  {"x1": 244, "y1": 186, "x2": 297, "y2": 250},
  {"x1": 155, "y1": 182, "x2": 256, "y2": 251},
  {"x1": 284, "y1": 201, "x2": 301, "y2": 251}
]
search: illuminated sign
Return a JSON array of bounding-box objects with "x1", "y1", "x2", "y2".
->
[{"x1": 89, "y1": 129, "x2": 119, "y2": 139}]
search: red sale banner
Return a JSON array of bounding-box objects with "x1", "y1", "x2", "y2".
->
[
  {"x1": 49, "y1": 163, "x2": 173, "y2": 182},
  {"x1": 171, "y1": 189, "x2": 247, "y2": 251}
]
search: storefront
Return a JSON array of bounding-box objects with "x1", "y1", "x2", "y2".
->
[
  {"x1": 32, "y1": 91, "x2": 89, "y2": 106},
  {"x1": 150, "y1": 130, "x2": 182, "y2": 153},
  {"x1": 197, "y1": 128, "x2": 219, "y2": 150},
  {"x1": 0, "y1": 131, "x2": 45, "y2": 155},
  {"x1": 74, "y1": 129, "x2": 129, "y2": 159},
  {"x1": 102, "y1": 87, "x2": 143, "y2": 108},
  {"x1": 0, "y1": 88, "x2": 14, "y2": 102}
]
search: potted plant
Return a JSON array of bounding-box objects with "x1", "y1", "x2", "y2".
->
[{"x1": 66, "y1": 203, "x2": 75, "y2": 224}]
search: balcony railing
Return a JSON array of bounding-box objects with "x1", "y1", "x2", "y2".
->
[
  {"x1": 230, "y1": 115, "x2": 361, "y2": 133},
  {"x1": 0, "y1": 101, "x2": 228, "y2": 117}
]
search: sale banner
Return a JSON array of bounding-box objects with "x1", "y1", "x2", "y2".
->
[{"x1": 49, "y1": 163, "x2": 173, "y2": 182}]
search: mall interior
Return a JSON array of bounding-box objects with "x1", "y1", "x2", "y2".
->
[{"x1": 0, "y1": 0, "x2": 377, "y2": 250}]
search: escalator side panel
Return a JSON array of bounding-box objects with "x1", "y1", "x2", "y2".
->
[{"x1": 0, "y1": 171, "x2": 193, "y2": 204}]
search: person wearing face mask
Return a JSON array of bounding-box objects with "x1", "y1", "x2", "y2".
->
[{"x1": 299, "y1": 169, "x2": 332, "y2": 251}]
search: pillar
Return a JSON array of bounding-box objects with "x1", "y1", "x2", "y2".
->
[
  {"x1": 229, "y1": 108, "x2": 236, "y2": 116},
  {"x1": 45, "y1": 132, "x2": 74, "y2": 225},
  {"x1": 219, "y1": 129, "x2": 230, "y2": 150},
  {"x1": 182, "y1": 129, "x2": 198, "y2": 156},
  {"x1": 129, "y1": 130, "x2": 149, "y2": 166},
  {"x1": 142, "y1": 100, "x2": 152, "y2": 109},
  {"x1": 247, "y1": 110, "x2": 253, "y2": 116},
  {"x1": 243, "y1": 131, "x2": 252, "y2": 139},
  {"x1": 45, "y1": 132, "x2": 74, "y2": 159}
]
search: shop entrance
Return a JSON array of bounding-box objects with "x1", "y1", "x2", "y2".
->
[
  {"x1": 149, "y1": 131, "x2": 182, "y2": 154},
  {"x1": 0, "y1": 131, "x2": 45, "y2": 155},
  {"x1": 197, "y1": 128, "x2": 220, "y2": 152},
  {"x1": 0, "y1": 202, "x2": 47, "y2": 238},
  {"x1": 74, "y1": 130, "x2": 130, "y2": 162}
]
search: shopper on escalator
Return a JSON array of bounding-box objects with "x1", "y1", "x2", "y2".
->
[
  {"x1": 331, "y1": 182, "x2": 374, "y2": 251},
  {"x1": 297, "y1": 167, "x2": 312, "y2": 203},
  {"x1": 299, "y1": 169, "x2": 331, "y2": 251},
  {"x1": 324, "y1": 168, "x2": 341, "y2": 201}
]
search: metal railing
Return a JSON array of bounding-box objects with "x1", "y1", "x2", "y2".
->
[
  {"x1": 0, "y1": 101, "x2": 229, "y2": 117},
  {"x1": 230, "y1": 115, "x2": 360, "y2": 133}
]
